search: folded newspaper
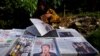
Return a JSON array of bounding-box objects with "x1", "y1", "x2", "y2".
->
[
  {"x1": 29, "y1": 19, "x2": 53, "y2": 36},
  {"x1": 25, "y1": 18, "x2": 84, "y2": 37}
]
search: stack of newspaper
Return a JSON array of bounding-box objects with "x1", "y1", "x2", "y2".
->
[
  {"x1": 5, "y1": 37, "x2": 99, "y2": 56},
  {"x1": 0, "y1": 19, "x2": 99, "y2": 56},
  {"x1": 0, "y1": 37, "x2": 18, "y2": 56},
  {"x1": 30, "y1": 18, "x2": 99, "y2": 56},
  {"x1": 0, "y1": 29, "x2": 25, "y2": 56},
  {"x1": 0, "y1": 29, "x2": 25, "y2": 38}
]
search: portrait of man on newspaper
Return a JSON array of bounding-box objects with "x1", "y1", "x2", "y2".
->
[{"x1": 33, "y1": 44, "x2": 57, "y2": 56}]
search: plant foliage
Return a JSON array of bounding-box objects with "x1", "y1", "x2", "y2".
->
[{"x1": 86, "y1": 27, "x2": 100, "y2": 51}]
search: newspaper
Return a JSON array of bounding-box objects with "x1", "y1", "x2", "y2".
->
[
  {"x1": 55, "y1": 38, "x2": 99, "y2": 56},
  {"x1": 28, "y1": 19, "x2": 85, "y2": 37},
  {"x1": 0, "y1": 24, "x2": 99, "y2": 56},
  {"x1": 30, "y1": 37, "x2": 99, "y2": 56},
  {"x1": 24, "y1": 25, "x2": 41, "y2": 36},
  {"x1": 56, "y1": 29, "x2": 83, "y2": 37},
  {"x1": 7, "y1": 37, "x2": 34, "y2": 56},
  {"x1": 43, "y1": 29, "x2": 84, "y2": 37},
  {"x1": 30, "y1": 19, "x2": 53, "y2": 36},
  {"x1": 0, "y1": 37, "x2": 99, "y2": 56},
  {"x1": 31, "y1": 38, "x2": 58, "y2": 56},
  {"x1": 0, "y1": 30, "x2": 12, "y2": 38},
  {"x1": 30, "y1": 19, "x2": 85, "y2": 38},
  {"x1": 0, "y1": 38, "x2": 18, "y2": 56},
  {"x1": 55, "y1": 38, "x2": 77, "y2": 56},
  {"x1": 12, "y1": 29, "x2": 25, "y2": 37},
  {"x1": 0, "y1": 29, "x2": 24, "y2": 38}
]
